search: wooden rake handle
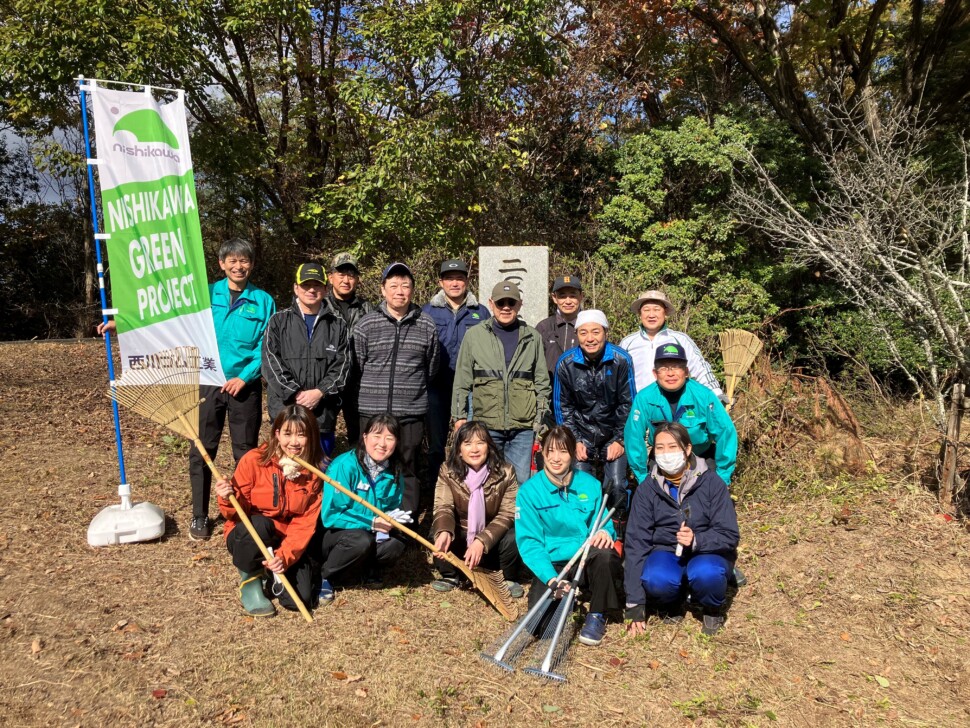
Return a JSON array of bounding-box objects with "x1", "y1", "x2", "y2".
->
[
  {"x1": 180, "y1": 417, "x2": 313, "y2": 623},
  {"x1": 290, "y1": 456, "x2": 467, "y2": 572}
]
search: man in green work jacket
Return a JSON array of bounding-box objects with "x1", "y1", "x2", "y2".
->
[
  {"x1": 190, "y1": 238, "x2": 276, "y2": 540},
  {"x1": 624, "y1": 342, "x2": 738, "y2": 487},
  {"x1": 452, "y1": 281, "x2": 551, "y2": 484}
]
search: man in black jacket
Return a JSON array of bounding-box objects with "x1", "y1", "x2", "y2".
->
[
  {"x1": 552, "y1": 309, "x2": 635, "y2": 512},
  {"x1": 262, "y1": 263, "x2": 351, "y2": 460},
  {"x1": 327, "y1": 252, "x2": 375, "y2": 444},
  {"x1": 354, "y1": 262, "x2": 440, "y2": 514}
]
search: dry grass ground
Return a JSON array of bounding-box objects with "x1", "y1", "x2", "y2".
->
[{"x1": 1, "y1": 341, "x2": 968, "y2": 727}]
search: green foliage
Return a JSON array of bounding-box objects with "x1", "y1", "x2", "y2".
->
[{"x1": 592, "y1": 116, "x2": 779, "y2": 349}]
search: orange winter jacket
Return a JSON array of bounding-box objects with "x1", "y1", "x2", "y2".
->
[{"x1": 218, "y1": 446, "x2": 322, "y2": 569}]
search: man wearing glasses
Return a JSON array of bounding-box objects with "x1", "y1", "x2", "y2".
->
[
  {"x1": 452, "y1": 281, "x2": 551, "y2": 484},
  {"x1": 536, "y1": 275, "x2": 584, "y2": 381},
  {"x1": 624, "y1": 342, "x2": 737, "y2": 487}
]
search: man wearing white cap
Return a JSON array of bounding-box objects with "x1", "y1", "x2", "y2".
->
[
  {"x1": 552, "y1": 310, "x2": 636, "y2": 514},
  {"x1": 619, "y1": 290, "x2": 726, "y2": 401}
]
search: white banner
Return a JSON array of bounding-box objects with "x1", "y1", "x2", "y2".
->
[{"x1": 91, "y1": 83, "x2": 225, "y2": 385}]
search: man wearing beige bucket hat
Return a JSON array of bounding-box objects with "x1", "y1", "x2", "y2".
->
[{"x1": 619, "y1": 290, "x2": 726, "y2": 402}]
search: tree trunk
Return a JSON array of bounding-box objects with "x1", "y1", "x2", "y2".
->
[{"x1": 938, "y1": 383, "x2": 966, "y2": 516}]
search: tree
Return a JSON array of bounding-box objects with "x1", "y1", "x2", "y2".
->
[{"x1": 734, "y1": 100, "x2": 970, "y2": 417}]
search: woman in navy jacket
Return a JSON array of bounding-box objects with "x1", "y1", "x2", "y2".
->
[{"x1": 623, "y1": 421, "x2": 739, "y2": 636}]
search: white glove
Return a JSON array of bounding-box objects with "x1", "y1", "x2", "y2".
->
[{"x1": 385, "y1": 508, "x2": 414, "y2": 525}]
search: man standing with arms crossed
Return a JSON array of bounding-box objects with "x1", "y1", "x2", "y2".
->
[
  {"x1": 422, "y1": 259, "x2": 490, "y2": 485},
  {"x1": 354, "y1": 262, "x2": 440, "y2": 515},
  {"x1": 326, "y1": 252, "x2": 375, "y2": 445},
  {"x1": 452, "y1": 281, "x2": 550, "y2": 485}
]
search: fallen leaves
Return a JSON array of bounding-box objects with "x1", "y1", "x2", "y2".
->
[
  {"x1": 151, "y1": 689, "x2": 167, "y2": 699},
  {"x1": 31, "y1": 638, "x2": 42, "y2": 654},
  {"x1": 331, "y1": 672, "x2": 363, "y2": 683}
]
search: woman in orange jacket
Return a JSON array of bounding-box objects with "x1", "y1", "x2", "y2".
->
[{"x1": 215, "y1": 405, "x2": 323, "y2": 617}]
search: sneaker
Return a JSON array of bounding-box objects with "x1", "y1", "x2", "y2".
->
[
  {"x1": 578, "y1": 612, "x2": 607, "y2": 646},
  {"x1": 318, "y1": 579, "x2": 335, "y2": 605},
  {"x1": 188, "y1": 515, "x2": 212, "y2": 541},
  {"x1": 702, "y1": 613, "x2": 726, "y2": 636},
  {"x1": 431, "y1": 577, "x2": 461, "y2": 593},
  {"x1": 505, "y1": 580, "x2": 525, "y2": 599}
]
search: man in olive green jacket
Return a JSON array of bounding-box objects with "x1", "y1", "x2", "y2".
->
[{"x1": 452, "y1": 281, "x2": 551, "y2": 483}]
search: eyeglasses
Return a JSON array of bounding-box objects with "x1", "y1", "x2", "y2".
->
[
  {"x1": 494, "y1": 299, "x2": 518, "y2": 309},
  {"x1": 655, "y1": 364, "x2": 686, "y2": 372}
]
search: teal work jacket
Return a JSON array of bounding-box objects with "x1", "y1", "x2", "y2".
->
[
  {"x1": 321, "y1": 451, "x2": 403, "y2": 531},
  {"x1": 209, "y1": 278, "x2": 276, "y2": 384}
]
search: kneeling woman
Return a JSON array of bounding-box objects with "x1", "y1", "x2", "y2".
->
[
  {"x1": 215, "y1": 405, "x2": 323, "y2": 617},
  {"x1": 624, "y1": 421, "x2": 739, "y2": 636},
  {"x1": 431, "y1": 422, "x2": 524, "y2": 597},
  {"x1": 318, "y1": 414, "x2": 408, "y2": 604},
  {"x1": 516, "y1": 426, "x2": 623, "y2": 646}
]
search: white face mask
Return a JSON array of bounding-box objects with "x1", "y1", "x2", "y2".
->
[{"x1": 655, "y1": 451, "x2": 686, "y2": 474}]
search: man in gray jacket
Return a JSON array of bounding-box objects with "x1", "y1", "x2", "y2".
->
[{"x1": 354, "y1": 262, "x2": 440, "y2": 513}]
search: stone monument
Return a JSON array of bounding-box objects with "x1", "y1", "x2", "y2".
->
[{"x1": 478, "y1": 246, "x2": 549, "y2": 327}]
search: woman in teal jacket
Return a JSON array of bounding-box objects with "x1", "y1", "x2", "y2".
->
[
  {"x1": 317, "y1": 414, "x2": 410, "y2": 604},
  {"x1": 516, "y1": 426, "x2": 623, "y2": 647}
]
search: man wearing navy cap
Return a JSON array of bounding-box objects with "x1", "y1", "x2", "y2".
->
[
  {"x1": 623, "y1": 342, "x2": 738, "y2": 487},
  {"x1": 422, "y1": 259, "x2": 490, "y2": 486},
  {"x1": 536, "y1": 275, "x2": 584, "y2": 380},
  {"x1": 262, "y1": 262, "x2": 351, "y2": 460},
  {"x1": 354, "y1": 262, "x2": 440, "y2": 514}
]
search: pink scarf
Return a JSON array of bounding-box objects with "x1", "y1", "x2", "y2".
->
[{"x1": 465, "y1": 465, "x2": 490, "y2": 547}]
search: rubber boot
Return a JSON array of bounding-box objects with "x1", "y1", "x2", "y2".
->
[{"x1": 238, "y1": 570, "x2": 275, "y2": 617}]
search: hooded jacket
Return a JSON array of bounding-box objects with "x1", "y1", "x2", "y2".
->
[
  {"x1": 553, "y1": 343, "x2": 636, "y2": 450},
  {"x1": 422, "y1": 290, "x2": 490, "y2": 380},
  {"x1": 218, "y1": 446, "x2": 322, "y2": 570},
  {"x1": 623, "y1": 456, "x2": 739, "y2": 606},
  {"x1": 619, "y1": 325, "x2": 724, "y2": 398},
  {"x1": 451, "y1": 318, "x2": 551, "y2": 431},
  {"x1": 431, "y1": 461, "x2": 517, "y2": 554},
  {"x1": 354, "y1": 302, "x2": 440, "y2": 420}
]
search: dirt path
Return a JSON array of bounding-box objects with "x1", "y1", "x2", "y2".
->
[{"x1": 1, "y1": 342, "x2": 968, "y2": 726}]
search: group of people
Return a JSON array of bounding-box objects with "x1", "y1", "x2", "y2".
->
[{"x1": 101, "y1": 239, "x2": 742, "y2": 640}]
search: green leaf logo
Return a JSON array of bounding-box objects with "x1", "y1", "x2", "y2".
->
[
  {"x1": 113, "y1": 109, "x2": 180, "y2": 149},
  {"x1": 663, "y1": 345, "x2": 679, "y2": 353}
]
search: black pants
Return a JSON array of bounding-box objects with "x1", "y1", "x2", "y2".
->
[
  {"x1": 189, "y1": 382, "x2": 262, "y2": 519},
  {"x1": 436, "y1": 527, "x2": 522, "y2": 582},
  {"x1": 527, "y1": 547, "x2": 624, "y2": 617},
  {"x1": 360, "y1": 416, "x2": 424, "y2": 515},
  {"x1": 340, "y1": 372, "x2": 363, "y2": 445},
  {"x1": 226, "y1": 514, "x2": 314, "y2": 612},
  {"x1": 319, "y1": 527, "x2": 406, "y2": 583}
]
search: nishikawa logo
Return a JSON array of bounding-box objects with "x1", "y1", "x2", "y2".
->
[{"x1": 112, "y1": 108, "x2": 181, "y2": 163}]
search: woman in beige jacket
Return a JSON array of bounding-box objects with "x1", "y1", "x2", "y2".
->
[{"x1": 431, "y1": 421, "x2": 525, "y2": 597}]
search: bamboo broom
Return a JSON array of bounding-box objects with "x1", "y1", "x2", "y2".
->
[
  {"x1": 718, "y1": 329, "x2": 763, "y2": 412},
  {"x1": 108, "y1": 346, "x2": 313, "y2": 623}
]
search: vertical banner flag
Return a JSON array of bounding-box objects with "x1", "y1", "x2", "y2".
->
[{"x1": 91, "y1": 85, "x2": 225, "y2": 385}]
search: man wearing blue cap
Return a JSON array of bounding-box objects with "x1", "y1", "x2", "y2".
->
[
  {"x1": 422, "y1": 259, "x2": 490, "y2": 487},
  {"x1": 624, "y1": 342, "x2": 738, "y2": 486},
  {"x1": 354, "y1": 262, "x2": 440, "y2": 514}
]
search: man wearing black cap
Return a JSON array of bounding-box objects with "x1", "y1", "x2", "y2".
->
[
  {"x1": 536, "y1": 275, "x2": 584, "y2": 380},
  {"x1": 326, "y1": 252, "x2": 375, "y2": 444},
  {"x1": 422, "y1": 260, "x2": 491, "y2": 485},
  {"x1": 262, "y1": 263, "x2": 351, "y2": 459},
  {"x1": 355, "y1": 262, "x2": 440, "y2": 514},
  {"x1": 452, "y1": 280, "x2": 550, "y2": 484}
]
